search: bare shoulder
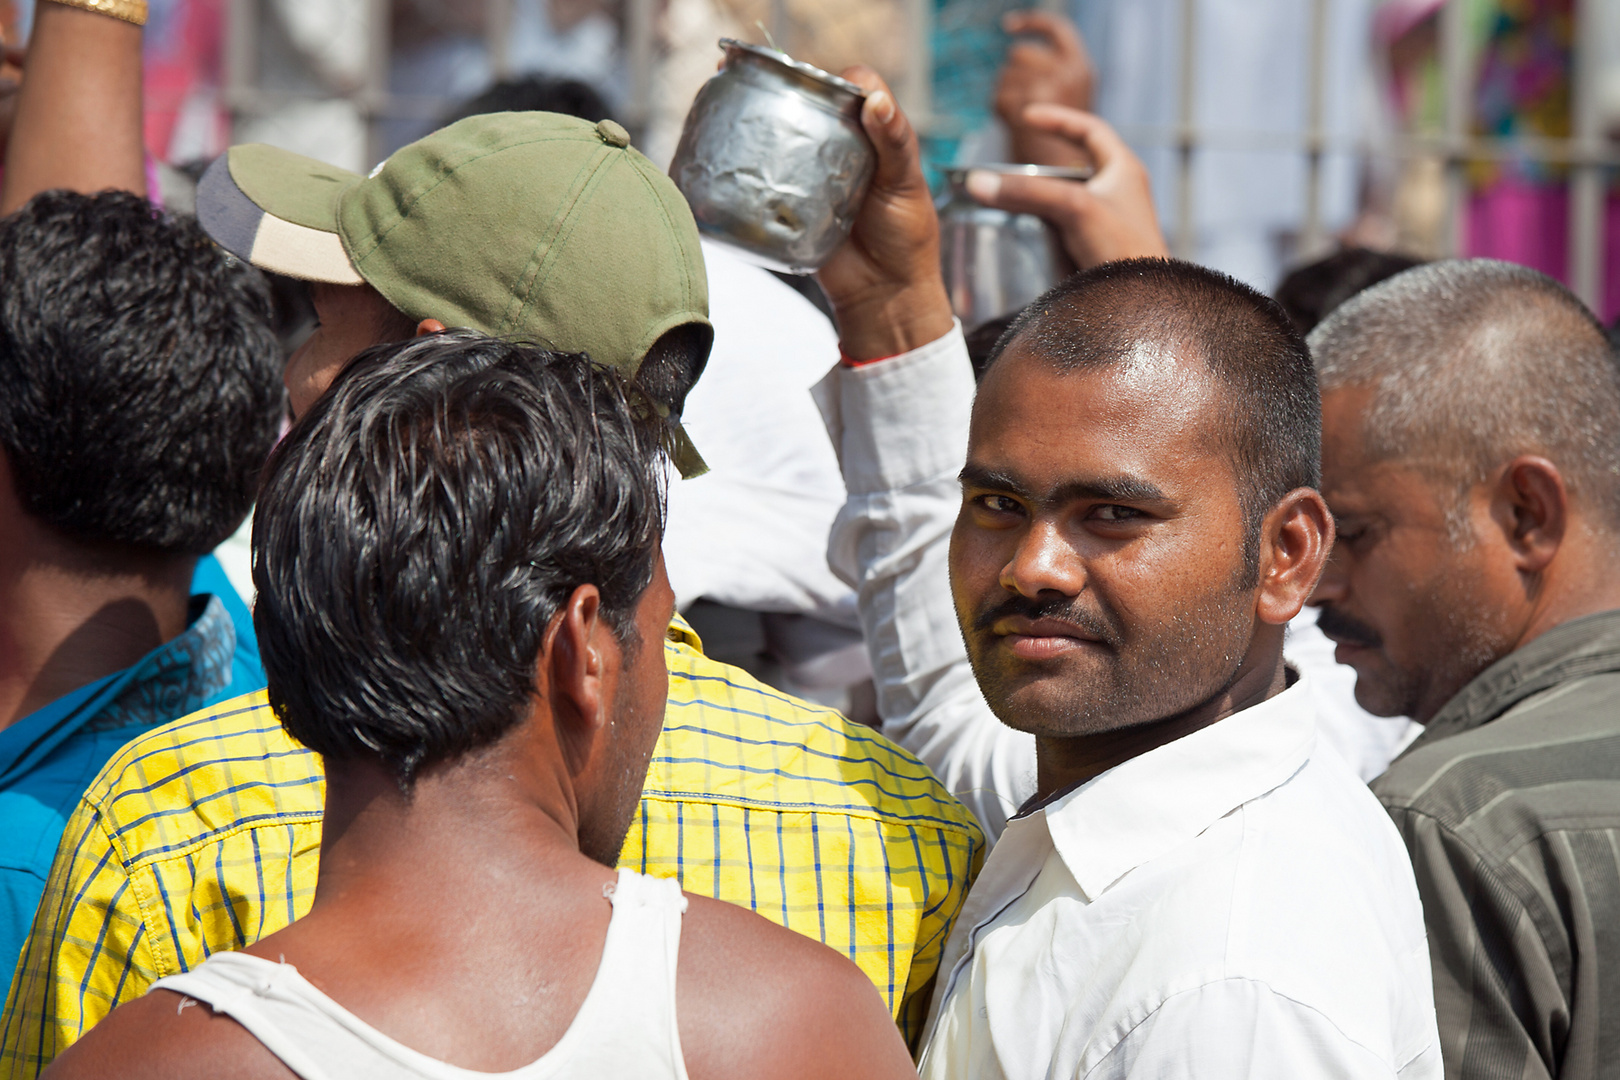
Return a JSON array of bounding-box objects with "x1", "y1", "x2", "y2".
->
[
  {"x1": 44, "y1": 989, "x2": 295, "y2": 1080},
  {"x1": 677, "y1": 895, "x2": 916, "y2": 1080}
]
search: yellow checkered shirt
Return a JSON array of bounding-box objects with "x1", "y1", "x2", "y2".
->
[{"x1": 0, "y1": 621, "x2": 982, "y2": 1075}]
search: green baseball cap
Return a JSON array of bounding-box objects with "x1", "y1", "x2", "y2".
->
[{"x1": 197, "y1": 112, "x2": 712, "y2": 475}]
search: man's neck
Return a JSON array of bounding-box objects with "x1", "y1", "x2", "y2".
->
[
  {"x1": 1033, "y1": 630, "x2": 1289, "y2": 800},
  {"x1": 0, "y1": 517, "x2": 195, "y2": 732},
  {"x1": 1516, "y1": 531, "x2": 1620, "y2": 655},
  {"x1": 310, "y1": 749, "x2": 597, "y2": 917}
]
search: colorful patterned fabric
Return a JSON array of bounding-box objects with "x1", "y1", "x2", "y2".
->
[{"x1": 0, "y1": 619, "x2": 983, "y2": 1075}]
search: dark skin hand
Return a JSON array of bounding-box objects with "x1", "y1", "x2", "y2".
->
[
  {"x1": 816, "y1": 68, "x2": 956, "y2": 361},
  {"x1": 953, "y1": 342, "x2": 1333, "y2": 797},
  {"x1": 46, "y1": 563, "x2": 915, "y2": 1080},
  {"x1": 1311, "y1": 385, "x2": 1620, "y2": 722}
]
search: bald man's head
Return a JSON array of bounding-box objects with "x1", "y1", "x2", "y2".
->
[{"x1": 1311, "y1": 259, "x2": 1620, "y2": 535}]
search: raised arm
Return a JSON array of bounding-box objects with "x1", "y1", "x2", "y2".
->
[
  {"x1": 1, "y1": 0, "x2": 146, "y2": 214},
  {"x1": 813, "y1": 70, "x2": 1037, "y2": 838}
]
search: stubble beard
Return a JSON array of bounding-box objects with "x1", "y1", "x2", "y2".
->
[{"x1": 963, "y1": 580, "x2": 1259, "y2": 740}]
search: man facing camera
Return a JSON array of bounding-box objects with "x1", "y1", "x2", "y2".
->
[
  {"x1": 1310, "y1": 261, "x2": 1620, "y2": 1080},
  {"x1": 43, "y1": 334, "x2": 916, "y2": 1080},
  {"x1": 812, "y1": 74, "x2": 1441, "y2": 1076}
]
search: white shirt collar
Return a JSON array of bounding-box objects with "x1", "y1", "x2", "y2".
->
[{"x1": 1036, "y1": 679, "x2": 1316, "y2": 900}]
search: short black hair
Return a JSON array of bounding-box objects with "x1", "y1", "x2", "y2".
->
[
  {"x1": 991, "y1": 258, "x2": 1321, "y2": 565},
  {"x1": 1274, "y1": 247, "x2": 1425, "y2": 334},
  {"x1": 443, "y1": 75, "x2": 615, "y2": 128},
  {"x1": 253, "y1": 332, "x2": 668, "y2": 785},
  {"x1": 0, "y1": 190, "x2": 284, "y2": 554}
]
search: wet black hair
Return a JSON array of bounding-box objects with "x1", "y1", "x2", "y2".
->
[{"x1": 252, "y1": 331, "x2": 668, "y2": 785}]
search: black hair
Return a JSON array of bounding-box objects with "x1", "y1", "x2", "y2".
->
[
  {"x1": 444, "y1": 75, "x2": 615, "y2": 128},
  {"x1": 252, "y1": 331, "x2": 668, "y2": 785},
  {"x1": 1274, "y1": 247, "x2": 1426, "y2": 334},
  {"x1": 0, "y1": 189, "x2": 284, "y2": 555},
  {"x1": 991, "y1": 258, "x2": 1320, "y2": 567}
]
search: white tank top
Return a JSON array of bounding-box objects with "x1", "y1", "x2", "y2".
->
[{"x1": 150, "y1": 868, "x2": 691, "y2": 1080}]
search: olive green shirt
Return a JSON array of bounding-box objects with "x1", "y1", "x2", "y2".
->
[{"x1": 1373, "y1": 609, "x2": 1620, "y2": 1080}]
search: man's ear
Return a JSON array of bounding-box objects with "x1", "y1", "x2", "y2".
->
[
  {"x1": 414, "y1": 318, "x2": 447, "y2": 338},
  {"x1": 1255, "y1": 487, "x2": 1334, "y2": 626},
  {"x1": 1492, "y1": 455, "x2": 1567, "y2": 575},
  {"x1": 544, "y1": 583, "x2": 614, "y2": 776}
]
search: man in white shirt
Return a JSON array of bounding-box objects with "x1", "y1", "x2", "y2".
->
[{"x1": 812, "y1": 72, "x2": 1441, "y2": 1078}]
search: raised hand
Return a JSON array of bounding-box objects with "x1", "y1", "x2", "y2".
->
[
  {"x1": 966, "y1": 104, "x2": 1169, "y2": 270},
  {"x1": 815, "y1": 67, "x2": 955, "y2": 362}
]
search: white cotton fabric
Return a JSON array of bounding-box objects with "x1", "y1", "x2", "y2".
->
[
  {"x1": 915, "y1": 681, "x2": 1441, "y2": 1079},
  {"x1": 149, "y1": 869, "x2": 690, "y2": 1080},
  {"x1": 664, "y1": 241, "x2": 856, "y2": 625}
]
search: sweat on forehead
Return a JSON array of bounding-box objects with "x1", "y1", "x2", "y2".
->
[{"x1": 986, "y1": 258, "x2": 1322, "y2": 533}]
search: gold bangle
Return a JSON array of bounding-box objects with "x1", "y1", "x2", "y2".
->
[{"x1": 45, "y1": 0, "x2": 148, "y2": 27}]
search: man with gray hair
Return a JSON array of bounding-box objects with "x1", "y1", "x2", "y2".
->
[{"x1": 1308, "y1": 258, "x2": 1620, "y2": 1080}]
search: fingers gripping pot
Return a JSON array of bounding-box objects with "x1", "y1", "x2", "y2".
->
[{"x1": 670, "y1": 39, "x2": 876, "y2": 274}]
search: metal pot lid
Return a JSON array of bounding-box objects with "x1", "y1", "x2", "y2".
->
[
  {"x1": 943, "y1": 163, "x2": 1096, "y2": 182},
  {"x1": 719, "y1": 38, "x2": 868, "y2": 99}
]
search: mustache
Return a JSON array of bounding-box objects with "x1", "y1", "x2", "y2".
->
[
  {"x1": 972, "y1": 592, "x2": 1124, "y2": 648},
  {"x1": 1315, "y1": 605, "x2": 1382, "y2": 648}
]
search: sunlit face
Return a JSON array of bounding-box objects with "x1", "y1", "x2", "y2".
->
[
  {"x1": 950, "y1": 342, "x2": 1261, "y2": 738},
  {"x1": 1310, "y1": 386, "x2": 1515, "y2": 722},
  {"x1": 284, "y1": 283, "x2": 414, "y2": 418},
  {"x1": 577, "y1": 554, "x2": 675, "y2": 868}
]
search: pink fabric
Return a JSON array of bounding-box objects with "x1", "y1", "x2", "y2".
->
[{"x1": 1465, "y1": 179, "x2": 1620, "y2": 323}]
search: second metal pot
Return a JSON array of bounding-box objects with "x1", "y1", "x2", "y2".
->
[
  {"x1": 670, "y1": 39, "x2": 876, "y2": 275},
  {"x1": 938, "y1": 164, "x2": 1091, "y2": 330}
]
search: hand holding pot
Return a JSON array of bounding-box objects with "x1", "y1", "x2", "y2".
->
[
  {"x1": 815, "y1": 67, "x2": 955, "y2": 362},
  {"x1": 966, "y1": 105, "x2": 1168, "y2": 271}
]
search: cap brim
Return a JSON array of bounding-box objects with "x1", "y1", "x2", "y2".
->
[{"x1": 197, "y1": 146, "x2": 365, "y2": 285}]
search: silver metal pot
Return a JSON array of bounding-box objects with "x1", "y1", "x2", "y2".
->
[
  {"x1": 670, "y1": 39, "x2": 876, "y2": 275},
  {"x1": 938, "y1": 164, "x2": 1092, "y2": 330}
]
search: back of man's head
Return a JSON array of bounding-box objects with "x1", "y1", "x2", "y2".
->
[
  {"x1": 1274, "y1": 247, "x2": 1426, "y2": 334},
  {"x1": 1311, "y1": 259, "x2": 1620, "y2": 536},
  {"x1": 252, "y1": 332, "x2": 668, "y2": 786},
  {"x1": 991, "y1": 257, "x2": 1320, "y2": 560},
  {"x1": 0, "y1": 190, "x2": 284, "y2": 556}
]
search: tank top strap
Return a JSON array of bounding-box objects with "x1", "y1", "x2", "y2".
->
[
  {"x1": 562, "y1": 869, "x2": 690, "y2": 1074},
  {"x1": 147, "y1": 870, "x2": 692, "y2": 1080},
  {"x1": 152, "y1": 953, "x2": 345, "y2": 1080}
]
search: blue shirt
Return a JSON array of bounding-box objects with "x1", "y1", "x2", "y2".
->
[{"x1": 0, "y1": 556, "x2": 265, "y2": 983}]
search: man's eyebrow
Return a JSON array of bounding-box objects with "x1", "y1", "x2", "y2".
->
[
  {"x1": 959, "y1": 463, "x2": 1031, "y2": 498},
  {"x1": 1051, "y1": 475, "x2": 1168, "y2": 504},
  {"x1": 959, "y1": 463, "x2": 1167, "y2": 505}
]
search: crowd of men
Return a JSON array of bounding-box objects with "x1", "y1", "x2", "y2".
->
[{"x1": 1, "y1": 1, "x2": 1618, "y2": 1079}]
